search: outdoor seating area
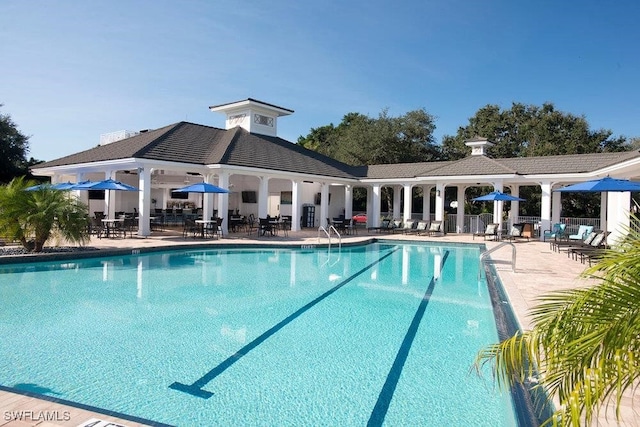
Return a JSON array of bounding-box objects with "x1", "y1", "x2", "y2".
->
[{"x1": 549, "y1": 230, "x2": 611, "y2": 265}]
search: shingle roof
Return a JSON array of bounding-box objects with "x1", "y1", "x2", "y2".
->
[
  {"x1": 36, "y1": 121, "x2": 640, "y2": 180},
  {"x1": 496, "y1": 151, "x2": 640, "y2": 175},
  {"x1": 361, "y1": 161, "x2": 455, "y2": 179},
  {"x1": 428, "y1": 155, "x2": 517, "y2": 176},
  {"x1": 36, "y1": 122, "x2": 358, "y2": 179}
]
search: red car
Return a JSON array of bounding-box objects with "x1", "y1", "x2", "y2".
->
[{"x1": 352, "y1": 213, "x2": 367, "y2": 224}]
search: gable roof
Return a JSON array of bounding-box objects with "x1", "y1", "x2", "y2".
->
[{"x1": 36, "y1": 122, "x2": 358, "y2": 179}]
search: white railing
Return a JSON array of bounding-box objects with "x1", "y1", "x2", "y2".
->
[
  {"x1": 372, "y1": 213, "x2": 602, "y2": 236},
  {"x1": 318, "y1": 225, "x2": 342, "y2": 250},
  {"x1": 479, "y1": 241, "x2": 517, "y2": 277}
]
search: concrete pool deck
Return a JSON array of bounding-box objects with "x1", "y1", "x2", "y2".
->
[{"x1": 0, "y1": 229, "x2": 636, "y2": 426}]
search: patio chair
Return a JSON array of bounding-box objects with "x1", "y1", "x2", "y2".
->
[
  {"x1": 543, "y1": 223, "x2": 566, "y2": 242},
  {"x1": 204, "y1": 219, "x2": 221, "y2": 239},
  {"x1": 246, "y1": 214, "x2": 258, "y2": 235},
  {"x1": 568, "y1": 231, "x2": 610, "y2": 263},
  {"x1": 425, "y1": 220, "x2": 443, "y2": 236},
  {"x1": 368, "y1": 218, "x2": 392, "y2": 233},
  {"x1": 568, "y1": 225, "x2": 594, "y2": 242},
  {"x1": 551, "y1": 230, "x2": 599, "y2": 252},
  {"x1": 121, "y1": 216, "x2": 136, "y2": 238},
  {"x1": 394, "y1": 219, "x2": 416, "y2": 233},
  {"x1": 473, "y1": 223, "x2": 499, "y2": 240},
  {"x1": 405, "y1": 220, "x2": 428, "y2": 234},
  {"x1": 503, "y1": 223, "x2": 529, "y2": 242},
  {"x1": 183, "y1": 218, "x2": 198, "y2": 238},
  {"x1": 259, "y1": 217, "x2": 274, "y2": 236}
]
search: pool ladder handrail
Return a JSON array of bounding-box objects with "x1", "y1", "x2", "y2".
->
[
  {"x1": 318, "y1": 225, "x2": 342, "y2": 250},
  {"x1": 479, "y1": 241, "x2": 516, "y2": 274}
]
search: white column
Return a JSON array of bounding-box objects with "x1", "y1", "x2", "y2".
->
[
  {"x1": 371, "y1": 184, "x2": 381, "y2": 228},
  {"x1": 320, "y1": 182, "x2": 330, "y2": 227},
  {"x1": 510, "y1": 185, "x2": 520, "y2": 225},
  {"x1": 291, "y1": 180, "x2": 302, "y2": 232},
  {"x1": 217, "y1": 172, "x2": 229, "y2": 235},
  {"x1": 403, "y1": 184, "x2": 412, "y2": 223},
  {"x1": 258, "y1": 176, "x2": 269, "y2": 218},
  {"x1": 138, "y1": 167, "x2": 151, "y2": 236},
  {"x1": 76, "y1": 172, "x2": 89, "y2": 214},
  {"x1": 493, "y1": 181, "x2": 503, "y2": 229},
  {"x1": 539, "y1": 181, "x2": 552, "y2": 241},
  {"x1": 366, "y1": 186, "x2": 373, "y2": 226},
  {"x1": 203, "y1": 174, "x2": 214, "y2": 219},
  {"x1": 552, "y1": 190, "x2": 561, "y2": 224},
  {"x1": 393, "y1": 186, "x2": 401, "y2": 219},
  {"x1": 434, "y1": 183, "x2": 445, "y2": 221},
  {"x1": 344, "y1": 185, "x2": 353, "y2": 221},
  {"x1": 606, "y1": 191, "x2": 630, "y2": 244},
  {"x1": 104, "y1": 170, "x2": 116, "y2": 218},
  {"x1": 600, "y1": 192, "x2": 608, "y2": 232},
  {"x1": 423, "y1": 185, "x2": 431, "y2": 221},
  {"x1": 162, "y1": 188, "x2": 169, "y2": 210},
  {"x1": 456, "y1": 185, "x2": 465, "y2": 233}
]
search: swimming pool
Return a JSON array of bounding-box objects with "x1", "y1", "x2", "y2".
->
[{"x1": 0, "y1": 242, "x2": 518, "y2": 426}]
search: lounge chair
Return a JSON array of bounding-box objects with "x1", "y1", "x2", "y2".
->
[
  {"x1": 405, "y1": 220, "x2": 428, "y2": 235},
  {"x1": 568, "y1": 225, "x2": 594, "y2": 242},
  {"x1": 394, "y1": 219, "x2": 416, "y2": 233},
  {"x1": 568, "y1": 231, "x2": 610, "y2": 263},
  {"x1": 503, "y1": 223, "x2": 529, "y2": 242},
  {"x1": 543, "y1": 223, "x2": 566, "y2": 242},
  {"x1": 368, "y1": 218, "x2": 392, "y2": 233},
  {"x1": 425, "y1": 220, "x2": 443, "y2": 236},
  {"x1": 551, "y1": 230, "x2": 598, "y2": 252},
  {"x1": 473, "y1": 223, "x2": 499, "y2": 240}
]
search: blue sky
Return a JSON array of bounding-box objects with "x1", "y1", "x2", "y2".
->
[{"x1": 1, "y1": 0, "x2": 639, "y2": 162}]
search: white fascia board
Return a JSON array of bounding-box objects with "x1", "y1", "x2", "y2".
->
[
  {"x1": 31, "y1": 158, "x2": 140, "y2": 176},
  {"x1": 358, "y1": 177, "x2": 423, "y2": 185},
  {"x1": 206, "y1": 164, "x2": 358, "y2": 185},
  {"x1": 31, "y1": 158, "x2": 209, "y2": 177},
  {"x1": 412, "y1": 174, "x2": 517, "y2": 183},
  {"x1": 596, "y1": 157, "x2": 640, "y2": 177},
  {"x1": 210, "y1": 99, "x2": 293, "y2": 117}
]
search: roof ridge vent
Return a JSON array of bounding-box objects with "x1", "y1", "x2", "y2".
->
[
  {"x1": 99, "y1": 130, "x2": 140, "y2": 145},
  {"x1": 465, "y1": 136, "x2": 494, "y2": 156},
  {"x1": 209, "y1": 98, "x2": 293, "y2": 137}
]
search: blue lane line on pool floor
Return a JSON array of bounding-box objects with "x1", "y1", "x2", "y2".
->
[
  {"x1": 367, "y1": 250, "x2": 450, "y2": 427},
  {"x1": 170, "y1": 246, "x2": 400, "y2": 399}
]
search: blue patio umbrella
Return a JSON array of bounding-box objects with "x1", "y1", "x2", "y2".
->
[
  {"x1": 555, "y1": 176, "x2": 640, "y2": 193},
  {"x1": 24, "y1": 181, "x2": 78, "y2": 191},
  {"x1": 172, "y1": 182, "x2": 229, "y2": 194},
  {"x1": 472, "y1": 191, "x2": 525, "y2": 202},
  {"x1": 173, "y1": 182, "x2": 230, "y2": 217},
  {"x1": 71, "y1": 178, "x2": 138, "y2": 191}
]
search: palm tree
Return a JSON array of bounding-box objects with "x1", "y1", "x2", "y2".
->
[
  {"x1": 0, "y1": 177, "x2": 90, "y2": 252},
  {"x1": 476, "y1": 219, "x2": 640, "y2": 426}
]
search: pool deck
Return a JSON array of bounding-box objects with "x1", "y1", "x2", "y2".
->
[{"x1": 0, "y1": 228, "x2": 637, "y2": 426}]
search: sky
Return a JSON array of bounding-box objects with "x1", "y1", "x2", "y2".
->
[{"x1": 1, "y1": 0, "x2": 639, "y2": 162}]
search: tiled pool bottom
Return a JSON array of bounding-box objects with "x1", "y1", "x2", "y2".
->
[{"x1": 1, "y1": 242, "x2": 520, "y2": 426}]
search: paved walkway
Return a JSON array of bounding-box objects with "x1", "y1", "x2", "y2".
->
[{"x1": 0, "y1": 229, "x2": 637, "y2": 426}]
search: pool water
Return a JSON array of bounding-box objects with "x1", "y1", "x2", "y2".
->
[{"x1": 0, "y1": 243, "x2": 517, "y2": 426}]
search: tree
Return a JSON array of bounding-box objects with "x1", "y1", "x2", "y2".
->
[
  {"x1": 475, "y1": 221, "x2": 640, "y2": 426},
  {"x1": 441, "y1": 102, "x2": 628, "y2": 160},
  {"x1": 298, "y1": 108, "x2": 440, "y2": 166},
  {"x1": 298, "y1": 108, "x2": 440, "y2": 213},
  {"x1": 442, "y1": 103, "x2": 631, "y2": 216},
  {"x1": 0, "y1": 177, "x2": 90, "y2": 252},
  {"x1": 0, "y1": 105, "x2": 32, "y2": 183}
]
